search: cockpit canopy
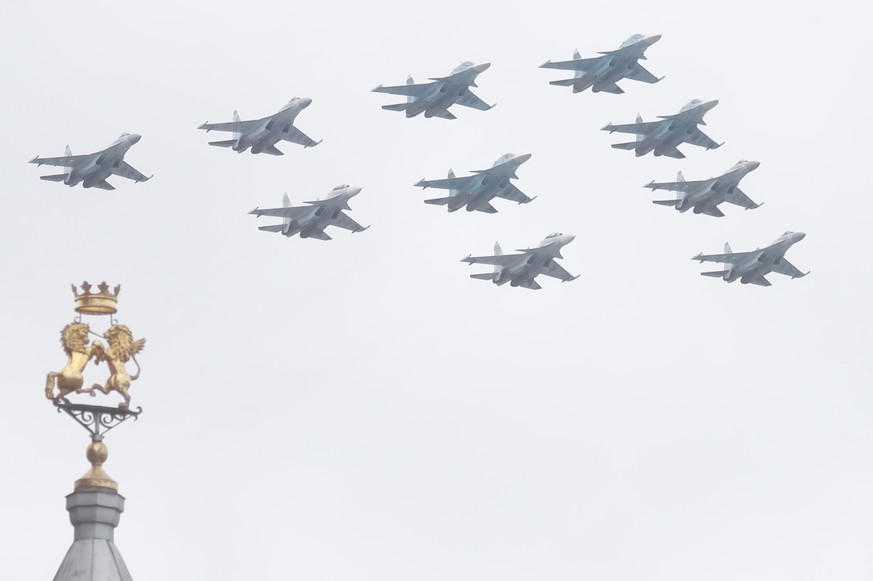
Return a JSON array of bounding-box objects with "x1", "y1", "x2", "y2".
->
[
  {"x1": 119, "y1": 132, "x2": 130, "y2": 138},
  {"x1": 680, "y1": 99, "x2": 703, "y2": 112},
  {"x1": 452, "y1": 61, "x2": 475, "y2": 74},
  {"x1": 492, "y1": 153, "x2": 516, "y2": 166},
  {"x1": 781, "y1": 230, "x2": 794, "y2": 237},
  {"x1": 545, "y1": 232, "x2": 563, "y2": 239},
  {"x1": 620, "y1": 33, "x2": 645, "y2": 47},
  {"x1": 332, "y1": 184, "x2": 349, "y2": 191}
]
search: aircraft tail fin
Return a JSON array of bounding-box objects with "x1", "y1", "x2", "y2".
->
[
  {"x1": 258, "y1": 223, "x2": 285, "y2": 233},
  {"x1": 447, "y1": 168, "x2": 455, "y2": 179},
  {"x1": 64, "y1": 145, "x2": 72, "y2": 174},
  {"x1": 493, "y1": 241, "x2": 503, "y2": 273},
  {"x1": 724, "y1": 242, "x2": 733, "y2": 254},
  {"x1": 470, "y1": 272, "x2": 497, "y2": 281},
  {"x1": 208, "y1": 139, "x2": 237, "y2": 148},
  {"x1": 382, "y1": 103, "x2": 410, "y2": 112},
  {"x1": 406, "y1": 75, "x2": 415, "y2": 103},
  {"x1": 573, "y1": 49, "x2": 581, "y2": 60},
  {"x1": 282, "y1": 193, "x2": 291, "y2": 225},
  {"x1": 232, "y1": 110, "x2": 241, "y2": 139},
  {"x1": 635, "y1": 114, "x2": 644, "y2": 141},
  {"x1": 40, "y1": 173, "x2": 68, "y2": 183},
  {"x1": 701, "y1": 270, "x2": 729, "y2": 279}
]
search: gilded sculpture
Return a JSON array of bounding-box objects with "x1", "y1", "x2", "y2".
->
[
  {"x1": 89, "y1": 325, "x2": 146, "y2": 409},
  {"x1": 45, "y1": 322, "x2": 104, "y2": 400}
]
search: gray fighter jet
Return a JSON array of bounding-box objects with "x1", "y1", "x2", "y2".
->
[
  {"x1": 693, "y1": 231, "x2": 808, "y2": 286},
  {"x1": 197, "y1": 97, "x2": 321, "y2": 155},
  {"x1": 29, "y1": 133, "x2": 151, "y2": 190},
  {"x1": 540, "y1": 34, "x2": 663, "y2": 94},
  {"x1": 602, "y1": 99, "x2": 721, "y2": 158},
  {"x1": 414, "y1": 153, "x2": 534, "y2": 213},
  {"x1": 249, "y1": 185, "x2": 369, "y2": 240},
  {"x1": 372, "y1": 62, "x2": 494, "y2": 119},
  {"x1": 461, "y1": 233, "x2": 578, "y2": 289},
  {"x1": 646, "y1": 160, "x2": 762, "y2": 217}
]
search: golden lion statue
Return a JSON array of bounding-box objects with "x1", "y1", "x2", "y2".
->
[
  {"x1": 90, "y1": 324, "x2": 146, "y2": 409},
  {"x1": 45, "y1": 322, "x2": 103, "y2": 400}
]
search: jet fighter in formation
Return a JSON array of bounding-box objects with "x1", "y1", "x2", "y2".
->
[
  {"x1": 602, "y1": 99, "x2": 721, "y2": 158},
  {"x1": 249, "y1": 185, "x2": 369, "y2": 240},
  {"x1": 462, "y1": 233, "x2": 578, "y2": 290},
  {"x1": 693, "y1": 231, "x2": 808, "y2": 286},
  {"x1": 540, "y1": 34, "x2": 663, "y2": 94},
  {"x1": 646, "y1": 160, "x2": 762, "y2": 217},
  {"x1": 198, "y1": 97, "x2": 321, "y2": 155},
  {"x1": 372, "y1": 62, "x2": 495, "y2": 119},
  {"x1": 414, "y1": 153, "x2": 534, "y2": 213},
  {"x1": 29, "y1": 133, "x2": 151, "y2": 190}
]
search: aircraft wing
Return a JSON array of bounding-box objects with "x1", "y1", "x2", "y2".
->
[
  {"x1": 29, "y1": 154, "x2": 91, "y2": 168},
  {"x1": 456, "y1": 90, "x2": 493, "y2": 111},
  {"x1": 280, "y1": 124, "x2": 320, "y2": 148},
  {"x1": 626, "y1": 64, "x2": 662, "y2": 84},
  {"x1": 770, "y1": 258, "x2": 806, "y2": 278},
  {"x1": 372, "y1": 81, "x2": 437, "y2": 97},
  {"x1": 540, "y1": 261, "x2": 574, "y2": 281},
  {"x1": 693, "y1": 250, "x2": 757, "y2": 264},
  {"x1": 415, "y1": 175, "x2": 478, "y2": 191},
  {"x1": 645, "y1": 179, "x2": 707, "y2": 192},
  {"x1": 602, "y1": 119, "x2": 664, "y2": 135},
  {"x1": 250, "y1": 205, "x2": 312, "y2": 220},
  {"x1": 111, "y1": 161, "x2": 151, "y2": 182},
  {"x1": 495, "y1": 183, "x2": 534, "y2": 204},
  {"x1": 198, "y1": 119, "x2": 261, "y2": 134},
  {"x1": 685, "y1": 128, "x2": 721, "y2": 149},
  {"x1": 540, "y1": 56, "x2": 603, "y2": 71},
  {"x1": 331, "y1": 211, "x2": 367, "y2": 233},
  {"x1": 463, "y1": 252, "x2": 525, "y2": 267},
  {"x1": 725, "y1": 187, "x2": 760, "y2": 210}
]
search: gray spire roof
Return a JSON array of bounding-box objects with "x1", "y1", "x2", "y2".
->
[{"x1": 53, "y1": 487, "x2": 133, "y2": 581}]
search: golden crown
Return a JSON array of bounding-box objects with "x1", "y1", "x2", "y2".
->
[{"x1": 71, "y1": 281, "x2": 121, "y2": 315}]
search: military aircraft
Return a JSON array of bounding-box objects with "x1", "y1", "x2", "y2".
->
[
  {"x1": 540, "y1": 34, "x2": 663, "y2": 94},
  {"x1": 197, "y1": 97, "x2": 321, "y2": 155},
  {"x1": 414, "y1": 153, "x2": 534, "y2": 213},
  {"x1": 249, "y1": 185, "x2": 369, "y2": 240},
  {"x1": 645, "y1": 160, "x2": 762, "y2": 217},
  {"x1": 28, "y1": 133, "x2": 151, "y2": 190},
  {"x1": 692, "y1": 231, "x2": 809, "y2": 286},
  {"x1": 372, "y1": 62, "x2": 495, "y2": 119},
  {"x1": 602, "y1": 99, "x2": 721, "y2": 158},
  {"x1": 461, "y1": 233, "x2": 578, "y2": 289}
]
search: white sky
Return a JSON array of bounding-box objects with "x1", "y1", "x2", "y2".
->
[{"x1": 2, "y1": 1, "x2": 871, "y2": 579}]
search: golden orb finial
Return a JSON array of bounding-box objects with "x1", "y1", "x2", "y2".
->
[{"x1": 75, "y1": 441, "x2": 118, "y2": 491}]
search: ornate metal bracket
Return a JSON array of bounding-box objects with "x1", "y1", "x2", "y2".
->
[{"x1": 54, "y1": 398, "x2": 141, "y2": 442}]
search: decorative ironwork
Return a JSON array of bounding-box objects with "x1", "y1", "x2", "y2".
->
[{"x1": 54, "y1": 398, "x2": 141, "y2": 442}]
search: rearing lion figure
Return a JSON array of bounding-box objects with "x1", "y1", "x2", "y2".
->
[
  {"x1": 45, "y1": 322, "x2": 103, "y2": 400},
  {"x1": 91, "y1": 324, "x2": 146, "y2": 409}
]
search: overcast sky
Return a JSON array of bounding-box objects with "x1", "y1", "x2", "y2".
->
[{"x1": 2, "y1": 1, "x2": 871, "y2": 579}]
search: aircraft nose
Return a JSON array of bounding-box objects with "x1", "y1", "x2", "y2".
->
[
  {"x1": 793, "y1": 232, "x2": 806, "y2": 242},
  {"x1": 128, "y1": 134, "x2": 142, "y2": 143},
  {"x1": 348, "y1": 186, "x2": 362, "y2": 197},
  {"x1": 514, "y1": 153, "x2": 532, "y2": 164},
  {"x1": 748, "y1": 160, "x2": 761, "y2": 170},
  {"x1": 645, "y1": 34, "x2": 662, "y2": 45},
  {"x1": 473, "y1": 63, "x2": 491, "y2": 73},
  {"x1": 300, "y1": 97, "x2": 313, "y2": 108},
  {"x1": 703, "y1": 99, "x2": 719, "y2": 110},
  {"x1": 562, "y1": 234, "x2": 576, "y2": 244}
]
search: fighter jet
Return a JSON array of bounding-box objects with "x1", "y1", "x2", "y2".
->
[
  {"x1": 197, "y1": 97, "x2": 321, "y2": 155},
  {"x1": 249, "y1": 185, "x2": 369, "y2": 240},
  {"x1": 28, "y1": 133, "x2": 151, "y2": 190},
  {"x1": 372, "y1": 62, "x2": 495, "y2": 119},
  {"x1": 645, "y1": 160, "x2": 762, "y2": 217},
  {"x1": 602, "y1": 99, "x2": 722, "y2": 158},
  {"x1": 414, "y1": 153, "x2": 534, "y2": 213},
  {"x1": 461, "y1": 233, "x2": 578, "y2": 290},
  {"x1": 540, "y1": 34, "x2": 663, "y2": 94},
  {"x1": 692, "y1": 231, "x2": 809, "y2": 286}
]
